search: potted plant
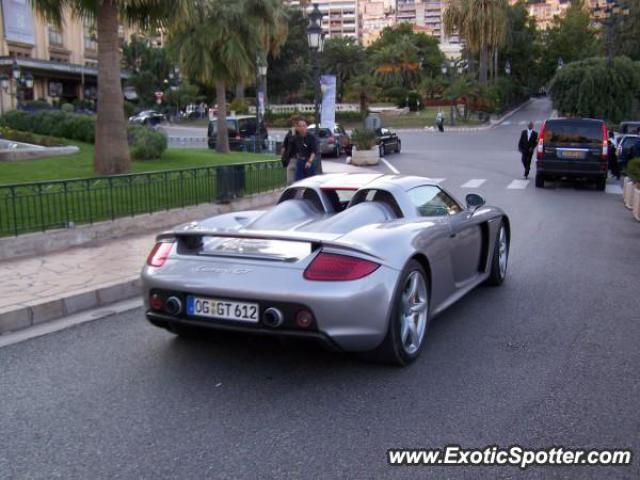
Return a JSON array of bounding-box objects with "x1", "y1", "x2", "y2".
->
[
  {"x1": 626, "y1": 158, "x2": 640, "y2": 221},
  {"x1": 350, "y1": 129, "x2": 379, "y2": 166}
]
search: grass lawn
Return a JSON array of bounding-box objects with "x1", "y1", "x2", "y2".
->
[
  {"x1": 0, "y1": 139, "x2": 277, "y2": 185},
  {"x1": 0, "y1": 136, "x2": 284, "y2": 236}
]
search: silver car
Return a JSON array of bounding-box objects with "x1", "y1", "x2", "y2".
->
[{"x1": 141, "y1": 174, "x2": 510, "y2": 365}]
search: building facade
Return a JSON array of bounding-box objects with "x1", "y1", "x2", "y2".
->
[{"x1": 0, "y1": 0, "x2": 133, "y2": 112}]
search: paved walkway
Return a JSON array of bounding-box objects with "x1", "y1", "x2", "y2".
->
[{"x1": 0, "y1": 233, "x2": 153, "y2": 313}]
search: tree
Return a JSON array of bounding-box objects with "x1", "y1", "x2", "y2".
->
[
  {"x1": 418, "y1": 75, "x2": 446, "y2": 100},
  {"x1": 611, "y1": 0, "x2": 640, "y2": 61},
  {"x1": 500, "y1": 1, "x2": 541, "y2": 93},
  {"x1": 168, "y1": 0, "x2": 284, "y2": 153},
  {"x1": 345, "y1": 74, "x2": 380, "y2": 122},
  {"x1": 368, "y1": 24, "x2": 444, "y2": 88},
  {"x1": 29, "y1": 0, "x2": 185, "y2": 175},
  {"x1": 540, "y1": 0, "x2": 600, "y2": 83},
  {"x1": 267, "y1": 8, "x2": 310, "y2": 102},
  {"x1": 122, "y1": 35, "x2": 174, "y2": 107},
  {"x1": 444, "y1": 0, "x2": 509, "y2": 84},
  {"x1": 549, "y1": 56, "x2": 640, "y2": 123},
  {"x1": 321, "y1": 37, "x2": 367, "y2": 100}
]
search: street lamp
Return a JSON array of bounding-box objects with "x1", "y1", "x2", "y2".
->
[
  {"x1": 10, "y1": 60, "x2": 34, "y2": 108},
  {"x1": 557, "y1": 57, "x2": 564, "y2": 70},
  {"x1": 505, "y1": 60, "x2": 512, "y2": 76},
  {"x1": 307, "y1": 3, "x2": 325, "y2": 136},
  {"x1": 255, "y1": 52, "x2": 268, "y2": 153},
  {"x1": 441, "y1": 61, "x2": 455, "y2": 126}
]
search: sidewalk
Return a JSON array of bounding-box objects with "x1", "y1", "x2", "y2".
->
[{"x1": 0, "y1": 233, "x2": 153, "y2": 334}]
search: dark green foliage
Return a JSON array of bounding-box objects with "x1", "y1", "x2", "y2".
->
[
  {"x1": 128, "y1": 125, "x2": 168, "y2": 160},
  {"x1": 549, "y1": 56, "x2": 640, "y2": 123},
  {"x1": 0, "y1": 127, "x2": 62, "y2": 147},
  {"x1": 627, "y1": 158, "x2": 640, "y2": 182},
  {"x1": 351, "y1": 128, "x2": 377, "y2": 150}
]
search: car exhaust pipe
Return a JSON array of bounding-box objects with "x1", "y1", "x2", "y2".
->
[
  {"x1": 263, "y1": 307, "x2": 284, "y2": 328},
  {"x1": 165, "y1": 296, "x2": 183, "y2": 316}
]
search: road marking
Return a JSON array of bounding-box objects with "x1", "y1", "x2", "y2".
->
[
  {"x1": 518, "y1": 121, "x2": 526, "y2": 125},
  {"x1": 605, "y1": 183, "x2": 623, "y2": 194},
  {"x1": 507, "y1": 179, "x2": 529, "y2": 189},
  {"x1": 461, "y1": 179, "x2": 486, "y2": 188},
  {"x1": 502, "y1": 121, "x2": 512, "y2": 125},
  {"x1": 380, "y1": 157, "x2": 399, "y2": 174}
]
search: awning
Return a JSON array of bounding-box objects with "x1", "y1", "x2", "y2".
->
[{"x1": 0, "y1": 56, "x2": 131, "y2": 80}]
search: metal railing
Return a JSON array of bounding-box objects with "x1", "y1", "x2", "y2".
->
[{"x1": 0, "y1": 160, "x2": 286, "y2": 237}]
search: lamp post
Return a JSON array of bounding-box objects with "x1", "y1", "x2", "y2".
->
[
  {"x1": 557, "y1": 57, "x2": 564, "y2": 70},
  {"x1": 11, "y1": 60, "x2": 34, "y2": 109},
  {"x1": 164, "y1": 66, "x2": 181, "y2": 122},
  {"x1": 441, "y1": 61, "x2": 455, "y2": 126},
  {"x1": 255, "y1": 52, "x2": 268, "y2": 153},
  {"x1": 0, "y1": 74, "x2": 9, "y2": 115},
  {"x1": 307, "y1": 3, "x2": 325, "y2": 136}
]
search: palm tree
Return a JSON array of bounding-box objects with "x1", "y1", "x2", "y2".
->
[
  {"x1": 371, "y1": 39, "x2": 421, "y2": 90},
  {"x1": 443, "y1": 0, "x2": 508, "y2": 84},
  {"x1": 29, "y1": 0, "x2": 187, "y2": 175},
  {"x1": 345, "y1": 74, "x2": 380, "y2": 124},
  {"x1": 168, "y1": 0, "x2": 284, "y2": 153}
]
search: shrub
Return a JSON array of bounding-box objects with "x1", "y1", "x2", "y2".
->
[
  {"x1": 61, "y1": 103, "x2": 74, "y2": 113},
  {"x1": 351, "y1": 128, "x2": 377, "y2": 150},
  {"x1": 229, "y1": 97, "x2": 249, "y2": 114},
  {"x1": 127, "y1": 125, "x2": 167, "y2": 160},
  {"x1": 0, "y1": 110, "x2": 95, "y2": 143},
  {"x1": 627, "y1": 158, "x2": 640, "y2": 182},
  {"x1": 0, "y1": 126, "x2": 62, "y2": 147},
  {"x1": 123, "y1": 101, "x2": 136, "y2": 119}
]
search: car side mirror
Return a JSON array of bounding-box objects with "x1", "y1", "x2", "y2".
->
[{"x1": 465, "y1": 193, "x2": 485, "y2": 210}]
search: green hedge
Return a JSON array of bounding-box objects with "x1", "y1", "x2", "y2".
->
[{"x1": 0, "y1": 110, "x2": 167, "y2": 159}]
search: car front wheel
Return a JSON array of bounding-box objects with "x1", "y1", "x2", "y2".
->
[{"x1": 364, "y1": 260, "x2": 429, "y2": 366}]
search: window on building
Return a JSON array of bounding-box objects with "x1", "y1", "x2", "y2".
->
[
  {"x1": 48, "y1": 24, "x2": 63, "y2": 47},
  {"x1": 84, "y1": 24, "x2": 97, "y2": 50}
]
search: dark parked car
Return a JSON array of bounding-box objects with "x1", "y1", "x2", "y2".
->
[
  {"x1": 375, "y1": 127, "x2": 402, "y2": 156},
  {"x1": 208, "y1": 115, "x2": 268, "y2": 151},
  {"x1": 619, "y1": 121, "x2": 640, "y2": 135},
  {"x1": 616, "y1": 134, "x2": 640, "y2": 170},
  {"x1": 535, "y1": 118, "x2": 609, "y2": 190},
  {"x1": 128, "y1": 110, "x2": 166, "y2": 127}
]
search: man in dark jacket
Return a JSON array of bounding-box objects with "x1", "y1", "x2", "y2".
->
[{"x1": 518, "y1": 121, "x2": 538, "y2": 179}]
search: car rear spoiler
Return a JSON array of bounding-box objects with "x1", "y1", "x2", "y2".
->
[{"x1": 156, "y1": 229, "x2": 383, "y2": 260}]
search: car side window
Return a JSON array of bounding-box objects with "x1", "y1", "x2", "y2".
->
[{"x1": 408, "y1": 186, "x2": 462, "y2": 217}]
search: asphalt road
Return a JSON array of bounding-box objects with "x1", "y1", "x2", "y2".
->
[{"x1": 2, "y1": 98, "x2": 639, "y2": 480}]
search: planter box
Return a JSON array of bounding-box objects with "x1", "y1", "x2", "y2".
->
[
  {"x1": 633, "y1": 185, "x2": 640, "y2": 222},
  {"x1": 623, "y1": 177, "x2": 634, "y2": 209},
  {"x1": 351, "y1": 146, "x2": 379, "y2": 166}
]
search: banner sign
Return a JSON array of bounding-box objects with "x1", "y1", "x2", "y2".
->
[
  {"x1": 2, "y1": 0, "x2": 35, "y2": 44},
  {"x1": 258, "y1": 91, "x2": 265, "y2": 117},
  {"x1": 320, "y1": 75, "x2": 336, "y2": 130}
]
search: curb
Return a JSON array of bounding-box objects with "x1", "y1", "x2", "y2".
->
[
  {"x1": 0, "y1": 278, "x2": 141, "y2": 335},
  {"x1": 490, "y1": 98, "x2": 535, "y2": 126}
]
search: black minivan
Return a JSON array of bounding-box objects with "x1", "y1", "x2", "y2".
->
[
  {"x1": 535, "y1": 118, "x2": 609, "y2": 190},
  {"x1": 208, "y1": 115, "x2": 268, "y2": 151}
]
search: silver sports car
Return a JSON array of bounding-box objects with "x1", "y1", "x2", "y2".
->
[{"x1": 141, "y1": 174, "x2": 510, "y2": 365}]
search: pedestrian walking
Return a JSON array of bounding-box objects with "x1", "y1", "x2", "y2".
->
[
  {"x1": 280, "y1": 117, "x2": 297, "y2": 185},
  {"x1": 518, "y1": 121, "x2": 538, "y2": 179},
  {"x1": 436, "y1": 111, "x2": 445, "y2": 132},
  {"x1": 607, "y1": 131, "x2": 620, "y2": 180}
]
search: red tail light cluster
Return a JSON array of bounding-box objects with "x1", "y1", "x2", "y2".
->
[
  {"x1": 304, "y1": 253, "x2": 380, "y2": 281},
  {"x1": 536, "y1": 121, "x2": 546, "y2": 160},
  {"x1": 601, "y1": 123, "x2": 609, "y2": 159},
  {"x1": 328, "y1": 136, "x2": 336, "y2": 145},
  {"x1": 146, "y1": 241, "x2": 174, "y2": 267}
]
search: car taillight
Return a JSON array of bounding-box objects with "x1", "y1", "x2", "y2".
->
[
  {"x1": 328, "y1": 136, "x2": 336, "y2": 144},
  {"x1": 146, "y1": 241, "x2": 174, "y2": 267},
  {"x1": 602, "y1": 123, "x2": 609, "y2": 159},
  {"x1": 536, "y1": 121, "x2": 546, "y2": 160},
  {"x1": 304, "y1": 253, "x2": 380, "y2": 281}
]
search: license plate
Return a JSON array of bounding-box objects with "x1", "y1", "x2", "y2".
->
[
  {"x1": 559, "y1": 150, "x2": 585, "y2": 159},
  {"x1": 186, "y1": 296, "x2": 259, "y2": 323}
]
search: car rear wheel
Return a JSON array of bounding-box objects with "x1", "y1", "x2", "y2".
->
[
  {"x1": 486, "y1": 222, "x2": 509, "y2": 286},
  {"x1": 379, "y1": 144, "x2": 385, "y2": 158},
  {"x1": 395, "y1": 140, "x2": 401, "y2": 153},
  {"x1": 596, "y1": 176, "x2": 607, "y2": 191},
  {"x1": 535, "y1": 173, "x2": 545, "y2": 188},
  {"x1": 363, "y1": 260, "x2": 429, "y2": 366}
]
